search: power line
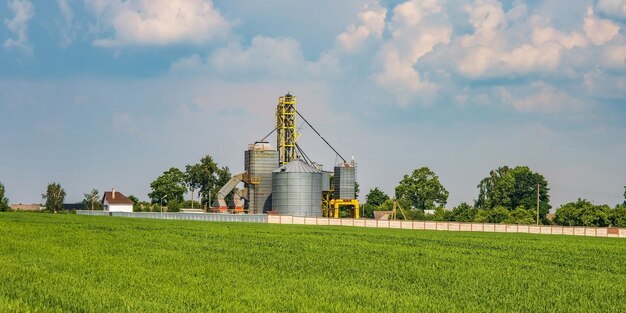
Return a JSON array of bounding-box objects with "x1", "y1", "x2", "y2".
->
[{"x1": 295, "y1": 109, "x2": 347, "y2": 163}]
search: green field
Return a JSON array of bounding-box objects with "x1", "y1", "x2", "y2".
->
[{"x1": 0, "y1": 213, "x2": 624, "y2": 312}]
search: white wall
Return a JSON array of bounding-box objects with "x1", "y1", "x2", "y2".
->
[{"x1": 105, "y1": 203, "x2": 133, "y2": 212}]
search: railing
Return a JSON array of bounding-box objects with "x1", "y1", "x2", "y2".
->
[{"x1": 76, "y1": 211, "x2": 267, "y2": 223}]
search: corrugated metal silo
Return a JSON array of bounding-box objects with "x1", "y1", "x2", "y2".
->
[
  {"x1": 334, "y1": 164, "x2": 356, "y2": 200},
  {"x1": 245, "y1": 142, "x2": 279, "y2": 214},
  {"x1": 272, "y1": 159, "x2": 322, "y2": 217},
  {"x1": 321, "y1": 171, "x2": 331, "y2": 192}
]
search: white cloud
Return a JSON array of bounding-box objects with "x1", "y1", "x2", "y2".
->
[
  {"x1": 595, "y1": 0, "x2": 626, "y2": 21},
  {"x1": 583, "y1": 7, "x2": 620, "y2": 45},
  {"x1": 532, "y1": 26, "x2": 588, "y2": 49},
  {"x1": 57, "y1": 0, "x2": 74, "y2": 47},
  {"x1": 171, "y1": 36, "x2": 338, "y2": 80},
  {"x1": 87, "y1": 0, "x2": 231, "y2": 47},
  {"x1": 508, "y1": 84, "x2": 586, "y2": 113},
  {"x1": 604, "y1": 45, "x2": 626, "y2": 68},
  {"x1": 584, "y1": 70, "x2": 626, "y2": 98},
  {"x1": 454, "y1": 2, "x2": 575, "y2": 78},
  {"x1": 209, "y1": 37, "x2": 306, "y2": 76},
  {"x1": 3, "y1": 0, "x2": 35, "y2": 53},
  {"x1": 336, "y1": 2, "x2": 387, "y2": 53},
  {"x1": 373, "y1": 0, "x2": 451, "y2": 104},
  {"x1": 170, "y1": 54, "x2": 204, "y2": 72}
]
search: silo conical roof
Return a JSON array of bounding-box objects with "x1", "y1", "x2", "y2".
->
[{"x1": 273, "y1": 159, "x2": 321, "y2": 173}]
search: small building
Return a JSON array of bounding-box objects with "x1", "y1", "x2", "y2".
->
[
  {"x1": 63, "y1": 203, "x2": 84, "y2": 211},
  {"x1": 10, "y1": 204, "x2": 42, "y2": 211},
  {"x1": 101, "y1": 189, "x2": 133, "y2": 212}
]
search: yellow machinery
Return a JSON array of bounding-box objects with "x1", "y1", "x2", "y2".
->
[
  {"x1": 276, "y1": 94, "x2": 298, "y2": 166},
  {"x1": 330, "y1": 199, "x2": 360, "y2": 219}
]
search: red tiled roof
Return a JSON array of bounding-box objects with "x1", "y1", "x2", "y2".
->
[{"x1": 101, "y1": 191, "x2": 134, "y2": 205}]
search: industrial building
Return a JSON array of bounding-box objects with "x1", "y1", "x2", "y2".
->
[{"x1": 214, "y1": 93, "x2": 359, "y2": 218}]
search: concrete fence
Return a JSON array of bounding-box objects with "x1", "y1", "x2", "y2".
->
[
  {"x1": 267, "y1": 215, "x2": 626, "y2": 239},
  {"x1": 76, "y1": 210, "x2": 268, "y2": 223},
  {"x1": 76, "y1": 211, "x2": 625, "y2": 238}
]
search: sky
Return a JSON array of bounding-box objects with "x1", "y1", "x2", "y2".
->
[{"x1": 1, "y1": 0, "x2": 625, "y2": 209}]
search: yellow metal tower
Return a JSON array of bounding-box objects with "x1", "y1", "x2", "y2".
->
[{"x1": 276, "y1": 93, "x2": 298, "y2": 166}]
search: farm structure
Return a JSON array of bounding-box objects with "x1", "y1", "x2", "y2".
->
[
  {"x1": 213, "y1": 93, "x2": 359, "y2": 218},
  {"x1": 101, "y1": 189, "x2": 133, "y2": 212}
]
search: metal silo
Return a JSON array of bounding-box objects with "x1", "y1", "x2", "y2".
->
[
  {"x1": 272, "y1": 159, "x2": 322, "y2": 217},
  {"x1": 321, "y1": 171, "x2": 331, "y2": 192},
  {"x1": 334, "y1": 163, "x2": 356, "y2": 200},
  {"x1": 245, "y1": 142, "x2": 279, "y2": 214}
]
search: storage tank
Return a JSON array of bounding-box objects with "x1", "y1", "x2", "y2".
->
[
  {"x1": 272, "y1": 159, "x2": 322, "y2": 217},
  {"x1": 245, "y1": 142, "x2": 279, "y2": 214},
  {"x1": 321, "y1": 171, "x2": 332, "y2": 192},
  {"x1": 334, "y1": 163, "x2": 356, "y2": 200}
]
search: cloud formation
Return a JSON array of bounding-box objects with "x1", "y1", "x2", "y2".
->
[
  {"x1": 584, "y1": 7, "x2": 621, "y2": 45},
  {"x1": 374, "y1": 0, "x2": 450, "y2": 104},
  {"x1": 171, "y1": 36, "x2": 339, "y2": 80},
  {"x1": 330, "y1": 1, "x2": 626, "y2": 112},
  {"x1": 596, "y1": 0, "x2": 626, "y2": 20},
  {"x1": 86, "y1": 0, "x2": 231, "y2": 47},
  {"x1": 3, "y1": 0, "x2": 35, "y2": 53},
  {"x1": 57, "y1": 0, "x2": 74, "y2": 47},
  {"x1": 336, "y1": 2, "x2": 386, "y2": 53}
]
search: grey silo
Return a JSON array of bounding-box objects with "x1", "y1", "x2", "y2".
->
[
  {"x1": 321, "y1": 171, "x2": 332, "y2": 192},
  {"x1": 272, "y1": 159, "x2": 322, "y2": 217},
  {"x1": 245, "y1": 142, "x2": 279, "y2": 214},
  {"x1": 333, "y1": 164, "x2": 356, "y2": 200}
]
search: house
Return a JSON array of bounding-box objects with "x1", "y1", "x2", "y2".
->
[{"x1": 101, "y1": 189, "x2": 133, "y2": 212}]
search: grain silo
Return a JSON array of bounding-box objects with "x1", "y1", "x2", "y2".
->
[
  {"x1": 334, "y1": 163, "x2": 356, "y2": 200},
  {"x1": 272, "y1": 159, "x2": 322, "y2": 217},
  {"x1": 245, "y1": 142, "x2": 279, "y2": 214}
]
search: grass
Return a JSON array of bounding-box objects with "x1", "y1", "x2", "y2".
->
[{"x1": 0, "y1": 213, "x2": 624, "y2": 312}]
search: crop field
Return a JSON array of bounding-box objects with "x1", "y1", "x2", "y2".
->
[{"x1": 0, "y1": 213, "x2": 625, "y2": 312}]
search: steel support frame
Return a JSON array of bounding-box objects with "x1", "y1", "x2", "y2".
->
[
  {"x1": 330, "y1": 199, "x2": 360, "y2": 219},
  {"x1": 276, "y1": 95, "x2": 298, "y2": 166}
]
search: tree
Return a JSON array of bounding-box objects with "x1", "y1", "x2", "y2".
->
[
  {"x1": 580, "y1": 204, "x2": 611, "y2": 227},
  {"x1": 553, "y1": 199, "x2": 611, "y2": 227},
  {"x1": 42, "y1": 183, "x2": 66, "y2": 213},
  {"x1": 185, "y1": 155, "x2": 231, "y2": 208},
  {"x1": 365, "y1": 187, "x2": 389, "y2": 207},
  {"x1": 128, "y1": 195, "x2": 139, "y2": 211},
  {"x1": 553, "y1": 200, "x2": 584, "y2": 226},
  {"x1": 0, "y1": 182, "x2": 10, "y2": 212},
  {"x1": 82, "y1": 189, "x2": 102, "y2": 210},
  {"x1": 148, "y1": 168, "x2": 187, "y2": 205},
  {"x1": 449, "y1": 202, "x2": 476, "y2": 222},
  {"x1": 475, "y1": 166, "x2": 550, "y2": 223},
  {"x1": 362, "y1": 187, "x2": 390, "y2": 218},
  {"x1": 128, "y1": 195, "x2": 139, "y2": 204},
  {"x1": 476, "y1": 166, "x2": 513, "y2": 209},
  {"x1": 503, "y1": 207, "x2": 535, "y2": 225},
  {"x1": 623, "y1": 186, "x2": 626, "y2": 206},
  {"x1": 487, "y1": 206, "x2": 510, "y2": 224},
  {"x1": 395, "y1": 167, "x2": 449, "y2": 211},
  {"x1": 611, "y1": 206, "x2": 626, "y2": 228}
]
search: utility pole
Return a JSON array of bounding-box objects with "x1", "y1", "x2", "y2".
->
[{"x1": 536, "y1": 183, "x2": 540, "y2": 225}]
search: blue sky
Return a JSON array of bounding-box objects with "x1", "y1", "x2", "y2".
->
[{"x1": 1, "y1": 0, "x2": 625, "y2": 208}]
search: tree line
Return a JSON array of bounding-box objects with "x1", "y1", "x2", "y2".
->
[
  {"x1": 1, "y1": 161, "x2": 625, "y2": 226},
  {"x1": 363, "y1": 166, "x2": 626, "y2": 227},
  {"x1": 0, "y1": 155, "x2": 231, "y2": 213}
]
